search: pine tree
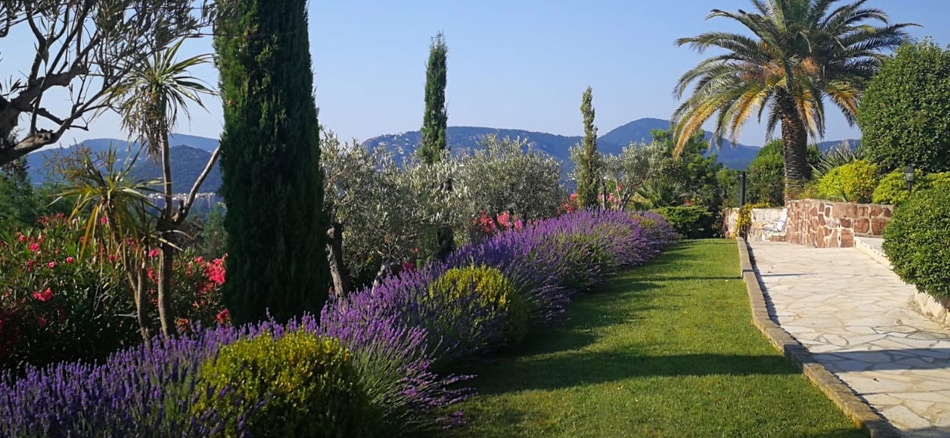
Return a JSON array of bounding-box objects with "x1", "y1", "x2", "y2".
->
[
  {"x1": 418, "y1": 32, "x2": 448, "y2": 164},
  {"x1": 214, "y1": 0, "x2": 329, "y2": 325},
  {"x1": 575, "y1": 86, "x2": 600, "y2": 209}
]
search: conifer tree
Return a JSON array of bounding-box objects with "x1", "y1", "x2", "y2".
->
[
  {"x1": 214, "y1": 0, "x2": 329, "y2": 324},
  {"x1": 575, "y1": 86, "x2": 601, "y2": 209},
  {"x1": 418, "y1": 32, "x2": 448, "y2": 164}
]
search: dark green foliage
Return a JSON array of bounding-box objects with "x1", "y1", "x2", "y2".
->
[
  {"x1": 651, "y1": 206, "x2": 715, "y2": 239},
  {"x1": 859, "y1": 40, "x2": 950, "y2": 173},
  {"x1": 432, "y1": 265, "x2": 529, "y2": 348},
  {"x1": 196, "y1": 331, "x2": 373, "y2": 437},
  {"x1": 883, "y1": 186, "x2": 950, "y2": 298},
  {"x1": 574, "y1": 87, "x2": 600, "y2": 209},
  {"x1": 197, "y1": 203, "x2": 228, "y2": 259},
  {"x1": 748, "y1": 140, "x2": 821, "y2": 206},
  {"x1": 418, "y1": 32, "x2": 448, "y2": 164},
  {"x1": 651, "y1": 129, "x2": 724, "y2": 209},
  {"x1": 214, "y1": 0, "x2": 329, "y2": 324},
  {"x1": 747, "y1": 140, "x2": 786, "y2": 206},
  {"x1": 0, "y1": 158, "x2": 39, "y2": 231}
]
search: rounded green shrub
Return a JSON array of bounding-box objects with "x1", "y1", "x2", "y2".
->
[
  {"x1": 432, "y1": 265, "x2": 529, "y2": 348},
  {"x1": 816, "y1": 160, "x2": 879, "y2": 203},
  {"x1": 195, "y1": 330, "x2": 372, "y2": 437},
  {"x1": 873, "y1": 170, "x2": 950, "y2": 205},
  {"x1": 859, "y1": 40, "x2": 950, "y2": 173},
  {"x1": 883, "y1": 185, "x2": 950, "y2": 298},
  {"x1": 651, "y1": 205, "x2": 715, "y2": 239}
]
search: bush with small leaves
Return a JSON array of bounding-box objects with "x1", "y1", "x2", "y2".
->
[
  {"x1": 195, "y1": 330, "x2": 372, "y2": 438},
  {"x1": 651, "y1": 206, "x2": 715, "y2": 239},
  {"x1": 431, "y1": 265, "x2": 529, "y2": 348},
  {"x1": 883, "y1": 185, "x2": 950, "y2": 298},
  {"x1": 816, "y1": 160, "x2": 879, "y2": 203}
]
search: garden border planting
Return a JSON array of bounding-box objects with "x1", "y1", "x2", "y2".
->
[{"x1": 738, "y1": 238, "x2": 901, "y2": 438}]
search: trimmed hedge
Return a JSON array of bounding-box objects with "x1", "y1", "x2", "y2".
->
[{"x1": 883, "y1": 185, "x2": 950, "y2": 298}]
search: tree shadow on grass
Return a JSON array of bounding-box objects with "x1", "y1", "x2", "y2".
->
[{"x1": 473, "y1": 350, "x2": 798, "y2": 396}]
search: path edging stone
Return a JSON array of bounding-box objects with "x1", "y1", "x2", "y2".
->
[{"x1": 736, "y1": 238, "x2": 903, "y2": 438}]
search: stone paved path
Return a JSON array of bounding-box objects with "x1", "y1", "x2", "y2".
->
[{"x1": 749, "y1": 241, "x2": 950, "y2": 438}]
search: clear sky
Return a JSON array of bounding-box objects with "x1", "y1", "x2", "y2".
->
[{"x1": 7, "y1": 0, "x2": 950, "y2": 148}]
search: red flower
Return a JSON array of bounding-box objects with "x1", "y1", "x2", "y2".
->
[
  {"x1": 32, "y1": 288, "x2": 53, "y2": 302},
  {"x1": 28, "y1": 243, "x2": 39, "y2": 252},
  {"x1": 47, "y1": 261, "x2": 56, "y2": 269},
  {"x1": 17, "y1": 234, "x2": 26, "y2": 242},
  {"x1": 215, "y1": 309, "x2": 230, "y2": 325},
  {"x1": 65, "y1": 257, "x2": 74, "y2": 264},
  {"x1": 148, "y1": 249, "x2": 160, "y2": 258}
]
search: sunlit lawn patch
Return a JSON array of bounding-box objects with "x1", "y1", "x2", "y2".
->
[{"x1": 448, "y1": 240, "x2": 864, "y2": 438}]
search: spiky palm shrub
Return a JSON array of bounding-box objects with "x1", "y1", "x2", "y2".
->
[{"x1": 214, "y1": 0, "x2": 329, "y2": 324}]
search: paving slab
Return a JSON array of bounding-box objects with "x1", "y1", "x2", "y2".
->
[{"x1": 749, "y1": 241, "x2": 950, "y2": 437}]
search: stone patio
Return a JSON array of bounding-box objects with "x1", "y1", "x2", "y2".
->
[{"x1": 749, "y1": 240, "x2": 950, "y2": 437}]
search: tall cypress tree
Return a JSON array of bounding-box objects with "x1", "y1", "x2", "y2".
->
[
  {"x1": 575, "y1": 86, "x2": 600, "y2": 209},
  {"x1": 418, "y1": 32, "x2": 448, "y2": 164},
  {"x1": 214, "y1": 0, "x2": 329, "y2": 325}
]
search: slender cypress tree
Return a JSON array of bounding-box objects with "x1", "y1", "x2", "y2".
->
[
  {"x1": 418, "y1": 32, "x2": 448, "y2": 164},
  {"x1": 575, "y1": 86, "x2": 600, "y2": 209},
  {"x1": 214, "y1": 0, "x2": 329, "y2": 325}
]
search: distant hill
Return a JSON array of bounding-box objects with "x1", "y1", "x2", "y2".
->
[
  {"x1": 364, "y1": 118, "x2": 766, "y2": 171},
  {"x1": 26, "y1": 137, "x2": 223, "y2": 193},
  {"x1": 22, "y1": 123, "x2": 860, "y2": 191}
]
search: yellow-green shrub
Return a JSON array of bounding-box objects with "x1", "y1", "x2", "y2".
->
[
  {"x1": 431, "y1": 265, "x2": 529, "y2": 348},
  {"x1": 873, "y1": 170, "x2": 950, "y2": 205},
  {"x1": 195, "y1": 330, "x2": 372, "y2": 437},
  {"x1": 816, "y1": 160, "x2": 879, "y2": 203}
]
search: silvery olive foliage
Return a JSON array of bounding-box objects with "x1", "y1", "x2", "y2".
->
[
  {"x1": 321, "y1": 133, "x2": 567, "y2": 284},
  {"x1": 458, "y1": 135, "x2": 566, "y2": 221},
  {"x1": 320, "y1": 132, "x2": 470, "y2": 275},
  {"x1": 602, "y1": 141, "x2": 665, "y2": 211}
]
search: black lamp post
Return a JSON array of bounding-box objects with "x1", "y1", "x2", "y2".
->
[
  {"x1": 738, "y1": 171, "x2": 746, "y2": 207},
  {"x1": 905, "y1": 165, "x2": 915, "y2": 192}
]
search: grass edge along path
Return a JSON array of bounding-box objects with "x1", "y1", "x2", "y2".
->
[{"x1": 447, "y1": 240, "x2": 864, "y2": 438}]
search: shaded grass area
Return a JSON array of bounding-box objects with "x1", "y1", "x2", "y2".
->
[{"x1": 448, "y1": 240, "x2": 864, "y2": 438}]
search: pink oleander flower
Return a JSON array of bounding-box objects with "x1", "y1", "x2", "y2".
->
[
  {"x1": 29, "y1": 243, "x2": 39, "y2": 252},
  {"x1": 32, "y1": 288, "x2": 53, "y2": 302},
  {"x1": 48, "y1": 261, "x2": 56, "y2": 269},
  {"x1": 65, "y1": 256, "x2": 75, "y2": 264}
]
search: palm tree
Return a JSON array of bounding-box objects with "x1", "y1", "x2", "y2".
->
[
  {"x1": 672, "y1": 0, "x2": 913, "y2": 196},
  {"x1": 107, "y1": 38, "x2": 216, "y2": 339}
]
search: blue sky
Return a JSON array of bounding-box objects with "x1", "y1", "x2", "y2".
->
[{"x1": 8, "y1": 0, "x2": 950, "y2": 148}]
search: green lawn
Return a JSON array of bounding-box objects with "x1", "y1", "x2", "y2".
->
[{"x1": 447, "y1": 240, "x2": 864, "y2": 438}]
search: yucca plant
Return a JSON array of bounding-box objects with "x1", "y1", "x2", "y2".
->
[{"x1": 57, "y1": 145, "x2": 160, "y2": 341}]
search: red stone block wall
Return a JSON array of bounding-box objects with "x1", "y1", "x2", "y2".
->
[{"x1": 785, "y1": 199, "x2": 894, "y2": 248}]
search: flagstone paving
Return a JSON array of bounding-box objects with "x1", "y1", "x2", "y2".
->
[{"x1": 749, "y1": 241, "x2": 950, "y2": 438}]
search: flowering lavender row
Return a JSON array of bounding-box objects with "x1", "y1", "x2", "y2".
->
[{"x1": 0, "y1": 210, "x2": 675, "y2": 437}]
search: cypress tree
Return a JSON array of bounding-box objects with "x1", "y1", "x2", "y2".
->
[
  {"x1": 214, "y1": 0, "x2": 329, "y2": 325},
  {"x1": 575, "y1": 86, "x2": 600, "y2": 209},
  {"x1": 418, "y1": 32, "x2": 448, "y2": 164}
]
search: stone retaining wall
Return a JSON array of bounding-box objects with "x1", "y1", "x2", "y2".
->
[{"x1": 785, "y1": 199, "x2": 895, "y2": 248}]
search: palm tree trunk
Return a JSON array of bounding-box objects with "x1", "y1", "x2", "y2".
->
[
  {"x1": 775, "y1": 89, "x2": 811, "y2": 199},
  {"x1": 156, "y1": 134, "x2": 175, "y2": 339}
]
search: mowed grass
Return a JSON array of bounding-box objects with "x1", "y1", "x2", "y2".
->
[{"x1": 447, "y1": 240, "x2": 864, "y2": 438}]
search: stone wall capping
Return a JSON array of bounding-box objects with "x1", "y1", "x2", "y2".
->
[{"x1": 737, "y1": 238, "x2": 903, "y2": 437}]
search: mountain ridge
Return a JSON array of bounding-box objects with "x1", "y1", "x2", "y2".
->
[{"x1": 26, "y1": 118, "x2": 860, "y2": 192}]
